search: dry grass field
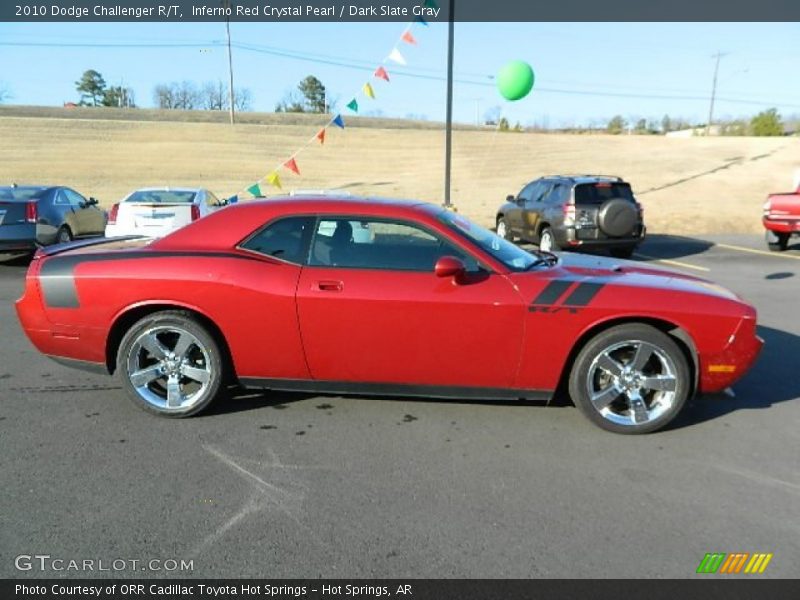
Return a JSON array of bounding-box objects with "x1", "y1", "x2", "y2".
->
[{"x1": 1, "y1": 106, "x2": 797, "y2": 234}]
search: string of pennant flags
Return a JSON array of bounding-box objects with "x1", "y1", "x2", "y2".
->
[{"x1": 227, "y1": 5, "x2": 436, "y2": 204}]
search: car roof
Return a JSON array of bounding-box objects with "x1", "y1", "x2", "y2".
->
[
  {"x1": 546, "y1": 175, "x2": 625, "y2": 184},
  {"x1": 0, "y1": 185, "x2": 52, "y2": 191},
  {"x1": 129, "y1": 187, "x2": 205, "y2": 193},
  {"x1": 152, "y1": 194, "x2": 437, "y2": 251}
]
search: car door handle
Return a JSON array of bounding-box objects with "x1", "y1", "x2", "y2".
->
[{"x1": 316, "y1": 280, "x2": 343, "y2": 292}]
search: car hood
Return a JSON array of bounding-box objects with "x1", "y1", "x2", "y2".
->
[{"x1": 513, "y1": 252, "x2": 740, "y2": 302}]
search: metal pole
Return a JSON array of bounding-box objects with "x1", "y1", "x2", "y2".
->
[
  {"x1": 706, "y1": 51, "x2": 726, "y2": 137},
  {"x1": 224, "y1": 0, "x2": 235, "y2": 125},
  {"x1": 443, "y1": 0, "x2": 455, "y2": 207}
]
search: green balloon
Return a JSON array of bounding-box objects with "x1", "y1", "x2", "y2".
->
[{"x1": 497, "y1": 60, "x2": 535, "y2": 101}]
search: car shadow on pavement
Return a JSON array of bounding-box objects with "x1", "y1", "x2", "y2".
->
[
  {"x1": 518, "y1": 233, "x2": 715, "y2": 262},
  {"x1": 670, "y1": 325, "x2": 800, "y2": 429},
  {"x1": 0, "y1": 253, "x2": 33, "y2": 267}
]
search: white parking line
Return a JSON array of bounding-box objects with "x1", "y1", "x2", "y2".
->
[
  {"x1": 633, "y1": 253, "x2": 710, "y2": 272},
  {"x1": 716, "y1": 243, "x2": 800, "y2": 261}
]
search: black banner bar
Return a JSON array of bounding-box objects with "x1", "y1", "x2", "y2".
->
[
  {"x1": 3, "y1": 0, "x2": 800, "y2": 22},
  {"x1": 2, "y1": 579, "x2": 799, "y2": 600}
]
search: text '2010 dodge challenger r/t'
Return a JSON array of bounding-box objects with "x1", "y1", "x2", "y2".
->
[{"x1": 16, "y1": 195, "x2": 762, "y2": 433}]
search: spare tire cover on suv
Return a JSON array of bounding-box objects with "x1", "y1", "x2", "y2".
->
[{"x1": 597, "y1": 198, "x2": 637, "y2": 237}]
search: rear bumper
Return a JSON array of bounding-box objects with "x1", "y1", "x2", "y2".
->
[
  {"x1": 699, "y1": 317, "x2": 763, "y2": 393},
  {"x1": 0, "y1": 224, "x2": 38, "y2": 252},
  {"x1": 763, "y1": 218, "x2": 800, "y2": 234},
  {"x1": 558, "y1": 225, "x2": 646, "y2": 248}
]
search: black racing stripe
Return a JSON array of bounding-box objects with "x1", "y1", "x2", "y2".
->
[
  {"x1": 530, "y1": 280, "x2": 574, "y2": 306},
  {"x1": 39, "y1": 251, "x2": 264, "y2": 309},
  {"x1": 562, "y1": 282, "x2": 605, "y2": 307}
]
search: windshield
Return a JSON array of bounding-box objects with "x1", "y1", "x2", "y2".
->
[
  {"x1": 436, "y1": 210, "x2": 544, "y2": 271},
  {"x1": 125, "y1": 190, "x2": 197, "y2": 204}
]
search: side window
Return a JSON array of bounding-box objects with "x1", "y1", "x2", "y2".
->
[
  {"x1": 309, "y1": 217, "x2": 479, "y2": 272},
  {"x1": 63, "y1": 189, "x2": 86, "y2": 207},
  {"x1": 547, "y1": 183, "x2": 567, "y2": 204},
  {"x1": 206, "y1": 191, "x2": 220, "y2": 207},
  {"x1": 518, "y1": 181, "x2": 539, "y2": 204},
  {"x1": 54, "y1": 190, "x2": 71, "y2": 206},
  {"x1": 533, "y1": 182, "x2": 552, "y2": 203},
  {"x1": 240, "y1": 216, "x2": 315, "y2": 264}
]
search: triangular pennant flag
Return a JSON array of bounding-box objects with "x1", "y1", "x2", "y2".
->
[
  {"x1": 415, "y1": 15, "x2": 428, "y2": 26},
  {"x1": 401, "y1": 31, "x2": 417, "y2": 45},
  {"x1": 346, "y1": 98, "x2": 359, "y2": 112},
  {"x1": 247, "y1": 183, "x2": 261, "y2": 197},
  {"x1": 363, "y1": 83, "x2": 375, "y2": 99},
  {"x1": 227, "y1": 195, "x2": 238, "y2": 204},
  {"x1": 387, "y1": 48, "x2": 406, "y2": 65},
  {"x1": 424, "y1": 0, "x2": 438, "y2": 8},
  {"x1": 316, "y1": 128, "x2": 326, "y2": 144},
  {"x1": 284, "y1": 158, "x2": 300, "y2": 176},
  {"x1": 266, "y1": 172, "x2": 282, "y2": 189},
  {"x1": 332, "y1": 114, "x2": 345, "y2": 128},
  {"x1": 374, "y1": 66, "x2": 390, "y2": 82}
]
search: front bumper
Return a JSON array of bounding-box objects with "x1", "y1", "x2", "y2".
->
[{"x1": 699, "y1": 317, "x2": 763, "y2": 393}]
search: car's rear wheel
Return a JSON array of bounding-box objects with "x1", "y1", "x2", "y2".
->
[
  {"x1": 765, "y1": 230, "x2": 789, "y2": 252},
  {"x1": 569, "y1": 324, "x2": 690, "y2": 434},
  {"x1": 117, "y1": 311, "x2": 223, "y2": 417},
  {"x1": 56, "y1": 225, "x2": 72, "y2": 244},
  {"x1": 496, "y1": 216, "x2": 513, "y2": 241},
  {"x1": 539, "y1": 226, "x2": 556, "y2": 252}
]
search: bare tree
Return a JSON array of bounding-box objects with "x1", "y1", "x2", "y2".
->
[
  {"x1": 153, "y1": 84, "x2": 177, "y2": 109},
  {"x1": 0, "y1": 82, "x2": 10, "y2": 104},
  {"x1": 233, "y1": 87, "x2": 252, "y2": 111},
  {"x1": 174, "y1": 81, "x2": 199, "y2": 110},
  {"x1": 201, "y1": 80, "x2": 227, "y2": 111}
]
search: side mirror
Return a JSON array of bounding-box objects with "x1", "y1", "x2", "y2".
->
[
  {"x1": 435, "y1": 256, "x2": 466, "y2": 281},
  {"x1": 506, "y1": 194, "x2": 516, "y2": 203},
  {"x1": 88, "y1": 197, "x2": 99, "y2": 206}
]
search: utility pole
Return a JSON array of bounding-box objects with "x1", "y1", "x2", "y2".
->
[
  {"x1": 223, "y1": 0, "x2": 236, "y2": 125},
  {"x1": 706, "y1": 51, "x2": 727, "y2": 137},
  {"x1": 443, "y1": 0, "x2": 455, "y2": 208}
]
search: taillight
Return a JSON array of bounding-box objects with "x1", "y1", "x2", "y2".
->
[
  {"x1": 25, "y1": 201, "x2": 37, "y2": 224},
  {"x1": 108, "y1": 203, "x2": 119, "y2": 224},
  {"x1": 563, "y1": 202, "x2": 576, "y2": 225},
  {"x1": 762, "y1": 200, "x2": 771, "y2": 217},
  {"x1": 191, "y1": 205, "x2": 201, "y2": 221}
]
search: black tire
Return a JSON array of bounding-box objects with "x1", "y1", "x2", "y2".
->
[
  {"x1": 765, "y1": 230, "x2": 789, "y2": 252},
  {"x1": 538, "y1": 226, "x2": 557, "y2": 252},
  {"x1": 609, "y1": 246, "x2": 636, "y2": 259},
  {"x1": 117, "y1": 310, "x2": 224, "y2": 417},
  {"x1": 56, "y1": 225, "x2": 73, "y2": 244},
  {"x1": 569, "y1": 324, "x2": 691, "y2": 434},
  {"x1": 496, "y1": 216, "x2": 513, "y2": 241}
]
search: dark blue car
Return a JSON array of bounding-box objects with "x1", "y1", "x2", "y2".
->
[{"x1": 0, "y1": 185, "x2": 107, "y2": 258}]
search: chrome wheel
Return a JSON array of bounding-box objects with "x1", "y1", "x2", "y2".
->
[
  {"x1": 539, "y1": 229, "x2": 554, "y2": 252},
  {"x1": 586, "y1": 339, "x2": 678, "y2": 427},
  {"x1": 126, "y1": 326, "x2": 212, "y2": 411},
  {"x1": 497, "y1": 220, "x2": 508, "y2": 239}
]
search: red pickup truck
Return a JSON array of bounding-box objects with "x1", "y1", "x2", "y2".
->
[{"x1": 763, "y1": 184, "x2": 800, "y2": 251}]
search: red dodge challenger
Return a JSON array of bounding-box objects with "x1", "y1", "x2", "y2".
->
[{"x1": 16, "y1": 196, "x2": 762, "y2": 433}]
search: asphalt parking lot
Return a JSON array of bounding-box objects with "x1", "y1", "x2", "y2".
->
[{"x1": 1, "y1": 233, "x2": 798, "y2": 579}]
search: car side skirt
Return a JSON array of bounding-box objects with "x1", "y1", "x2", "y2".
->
[
  {"x1": 46, "y1": 355, "x2": 109, "y2": 375},
  {"x1": 239, "y1": 377, "x2": 552, "y2": 402}
]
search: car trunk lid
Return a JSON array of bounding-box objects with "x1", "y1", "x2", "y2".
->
[{"x1": 118, "y1": 202, "x2": 197, "y2": 236}]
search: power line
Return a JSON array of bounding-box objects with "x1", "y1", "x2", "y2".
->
[{"x1": 2, "y1": 40, "x2": 798, "y2": 109}]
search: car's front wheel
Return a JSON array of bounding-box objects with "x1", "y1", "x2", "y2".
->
[
  {"x1": 496, "y1": 216, "x2": 513, "y2": 241},
  {"x1": 117, "y1": 310, "x2": 224, "y2": 417},
  {"x1": 569, "y1": 324, "x2": 690, "y2": 434},
  {"x1": 765, "y1": 230, "x2": 789, "y2": 252},
  {"x1": 56, "y1": 225, "x2": 72, "y2": 244}
]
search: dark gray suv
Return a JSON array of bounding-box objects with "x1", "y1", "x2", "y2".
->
[{"x1": 496, "y1": 175, "x2": 646, "y2": 258}]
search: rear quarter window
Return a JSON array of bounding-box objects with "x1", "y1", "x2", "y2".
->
[{"x1": 574, "y1": 183, "x2": 634, "y2": 205}]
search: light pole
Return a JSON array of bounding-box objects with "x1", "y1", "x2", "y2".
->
[
  {"x1": 706, "y1": 51, "x2": 728, "y2": 136},
  {"x1": 443, "y1": 0, "x2": 455, "y2": 208},
  {"x1": 222, "y1": 0, "x2": 236, "y2": 125}
]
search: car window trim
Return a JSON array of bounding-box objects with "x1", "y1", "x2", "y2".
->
[
  {"x1": 236, "y1": 214, "x2": 317, "y2": 266},
  {"x1": 306, "y1": 213, "x2": 493, "y2": 274}
]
